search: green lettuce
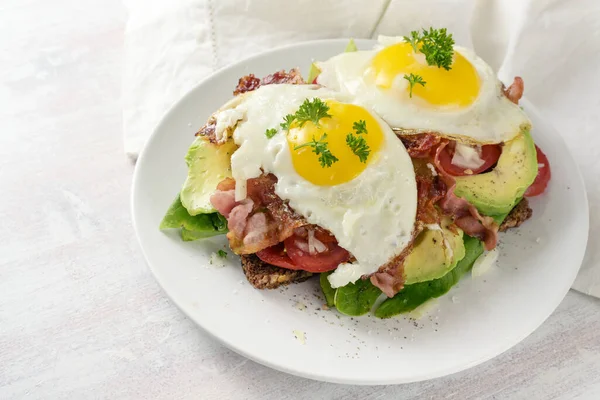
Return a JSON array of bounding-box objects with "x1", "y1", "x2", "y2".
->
[
  {"x1": 160, "y1": 195, "x2": 227, "y2": 241},
  {"x1": 334, "y1": 277, "x2": 381, "y2": 316}
]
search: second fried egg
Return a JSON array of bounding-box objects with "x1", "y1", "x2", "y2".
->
[{"x1": 316, "y1": 36, "x2": 531, "y2": 144}]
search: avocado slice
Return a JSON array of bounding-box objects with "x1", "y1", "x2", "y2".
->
[
  {"x1": 344, "y1": 38, "x2": 358, "y2": 52},
  {"x1": 307, "y1": 63, "x2": 321, "y2": 83},
  {"x1": 404, "y1": 219, "x2": 466, "y2": 285},
  {"x1": 453, "y1": 130, "x2": 538, "y2": 216},
  {"x1": 180, "y1": 137, "x2": 237, "y2": 215},
  {"x1": 375, "y1": 235, "x2": 483, "y2": 318}
]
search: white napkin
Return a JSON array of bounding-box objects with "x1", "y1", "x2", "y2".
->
[{"x1": 123, "y1": 0, "x2": 600, "y2": 297}]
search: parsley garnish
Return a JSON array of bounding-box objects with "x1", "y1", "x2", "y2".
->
[
  {"x1": 280, "y1": 98, "x2": 332, "y2": 131},
  {"x1": 294, "y1": 133, "x2": 339, "y2": 168},
  {"x1": 404, "y1": 73, "x2": 427, "y2": 98},
  {"x1": 294, "y1": 98, "x2": 332, "y2": 127},
  {"x1": 346, "y1": 134, "x2": 370, "y2": 163},
  {"x1": 346, "y1": 120, "x2": 371, "y2": 163},
  {"x1": 403, "y1": 27, "x2": 455, "y2": 70},
  {"x1": 352, "y1": 120, "x2": 367, "y2": 135},
  {"x1": 217, "y1": 249, "x2": 227, "y2": 258},
  {"x1": 280, "y1": 114, "x2": 296, "y2": 131},
  {"x1": 265, "y1": 128, "x2": 277, "y2": 139},
  {"x1": 404, "y1": 30, "x2": 421, "y2": 53}
]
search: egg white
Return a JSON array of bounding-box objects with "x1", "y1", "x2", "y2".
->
[
  {"x1": 213, "y1": 84, "x2": 417, "y2": 288},
  {"x1": 316, "y1": 36, "x2": 531, "y2": 144}
]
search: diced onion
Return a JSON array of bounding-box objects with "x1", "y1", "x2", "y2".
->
[
  {"x1": 451, "y1": 143, "x2": 485, "y2": 170},
  {"x1": 307, "y1": 229, "x2": 327, "y2": 254}
]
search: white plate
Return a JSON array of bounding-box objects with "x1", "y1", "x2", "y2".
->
[{"x1": 131, "y1": 39, "x2": 589, "y2": 385}]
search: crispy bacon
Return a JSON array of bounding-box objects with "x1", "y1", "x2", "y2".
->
[
  {"x1": 503, "y1": 76, "x2": 524, "y2": 104},
  {"x1": 416, "y1": 174, "x2": 447, "y2": 225},
  {"x1": 210, "y1": 174, "x2": 307, "y2": 254},
  {"x1": 233, "y1": 75, "x2": 261, "y2": 96},
  {"x1": 233, "y1": 68, "x2": 305, "y2": 96},
  {"x1": 370, "y1": 240, "x2": 418, "y2": 298},
  {"x1": 399, "y1": 133, "x2": 442, "y2": 159},
  {"x1": 434, "y1": 143, "x2": 499, "y2": 250}
]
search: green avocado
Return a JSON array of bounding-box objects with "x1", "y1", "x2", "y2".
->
[
  {"x1": 453, "y1": 130, "x2": 538, "y2": 216},
  {"x1": 404, "y1": 219, "x2": 466, "y2": 285},
  {"x1": 344, "y1": 38, "x2": 358, "y2": 52},
  {"x1": 180, "y1": 137, "x2": 237, "y2": 215}
]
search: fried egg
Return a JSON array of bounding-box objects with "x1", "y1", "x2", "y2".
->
[
  {"x1": 316, "y1": 36, "x2": 531, "y2": 144},
  {"x1": 213, "y1": 84, "x2": 417, "y2": 288}
]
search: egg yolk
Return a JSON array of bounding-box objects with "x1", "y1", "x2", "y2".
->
[
  {"x1": 287, "y1": 101, "x2": 383, "y2": 186},
  {"x1": 366, "y1": 42, "x2": 480, "y2": 107}
]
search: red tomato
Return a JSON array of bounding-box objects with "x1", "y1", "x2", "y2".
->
[
  {"x1": 311, "y1": 77, "x2": 319, "y2": 84},
  {"x1": 255, "y1": 230, "x2": 350, "y2": 273},
  {"x1": 284, "y1": 230, "x2": 350, "y2": 273},
  {"x1": 255, "y1": 243, "x2": 297, "y2": 270},
  {"x1": 437, "y1": 143, "x2": 502, "y2": 176},
  {"x1": 525, "y1": 145, "x2": 551, "y2": 197}
]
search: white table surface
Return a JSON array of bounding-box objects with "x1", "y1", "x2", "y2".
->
[{"x1": 1, "y1": 1, "x2": 599, "y2": 399}]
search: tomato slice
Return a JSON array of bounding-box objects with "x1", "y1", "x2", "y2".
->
[
  {"x1": 255, "y1": 243, "x2": 298, "y2": 270},
  {"x1": 437, "y1": 142, "x2": 502, "y2": 176},
  {"x1": 284, "y1": 230, "x2": 350, "y2": 273},
  {"x1": 255, "y1": 229, "x2": 350, "y2": 273},
  {"x1": 525, "y1": 145, "x2": 551, "y2": 197}
]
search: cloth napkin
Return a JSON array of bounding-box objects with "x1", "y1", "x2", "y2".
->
[{"x1": 123, "y1": 0, "x2": 600, "y2": 297}]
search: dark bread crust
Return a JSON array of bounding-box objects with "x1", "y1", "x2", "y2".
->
[
  {"x1": 240, "y1": 254, "x2": 313, "y2": 289},
  {"x1": 499, "y1": 198, "x2": 533, "y2": 232}
]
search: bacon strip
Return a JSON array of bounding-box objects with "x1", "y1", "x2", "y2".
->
[
  {"x1": 434, "y1": 142, "x2": 499, "y2": 250},
  {"x1": 370, "y1": 240, "x2": 418, "y2": 298},
  {"x1": 399, "y1": 133, "x2": 442, "y2": 159},
  {"x1": 210, "y1": 174, "x2": 307, "y2": 254},
  {"x1": 503, "y1": 76, "x2": 524, "y2": 104},
  {"x1": 233, "y1": 68, "x2": 305, "y2": 96}
]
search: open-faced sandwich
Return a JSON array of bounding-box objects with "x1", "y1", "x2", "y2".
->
[{"x1": 160, "y1": 28, "x2": 551, "y2": 318}]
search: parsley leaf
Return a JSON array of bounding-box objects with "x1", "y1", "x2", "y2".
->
[
  {"x1": 280, "y1": 114, "x2": 296, "y2": 131},
  {"x1": 404, "y1": 73, "x2": 427, "y2": 98},
  {"x1": 280, "y1": 98, "x2": 332, "y2": 132},
  {"x1": 265, "y1": 128, "x2": 278, "y2": 139},
  {"x1": 420, "y1": 27, "x2": 455, "y2": 70},
  {"x1": 403, "y1": 30, "x2": 421, "y2": 53},
  {"x1": 294, "y1": 98, "x2": 332, "y2": 127},
  {"x1": 403, "y1": 27, "x2": 455, "y2": 70},
  {"x1": 352, "y1": 120, "x2": 368, "y2": 135},
  {"x1": 217, "y1": 249, "x2": 227, "y2": 258},
  {"x1": 294, "y1": 133, "x2": 339, "y2": 168},
  {"x1": 346, "y1": 133, "x2": 370, "y2": 163}
]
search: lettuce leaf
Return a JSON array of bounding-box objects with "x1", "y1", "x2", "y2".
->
[
  {"x1": 334, "y1": 277, "x2": 381, "y2": 316},
  {"x1": 160, "y1": 194, "x2": 227, "y2": 241},
  {"x1": 319, "y1": 271, "x2": 336, "y2": 307}
]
